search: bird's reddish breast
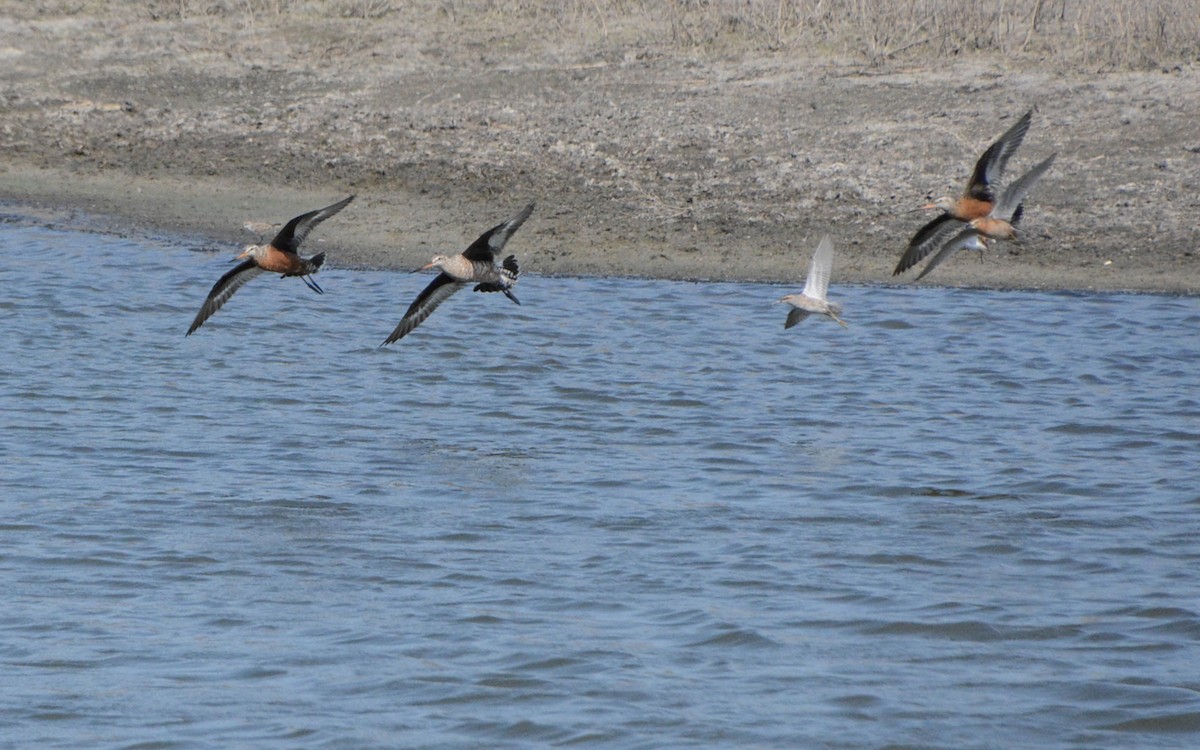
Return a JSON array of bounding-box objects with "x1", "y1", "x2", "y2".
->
[
  {"x1": 955, "y1": 196, "x2": 994, "y2": 221},
  {"x1": 258, "y1": 246, "x2": 303, "y2": 274}
]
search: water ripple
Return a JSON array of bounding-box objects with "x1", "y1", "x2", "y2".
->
[{"x1": 1, "y1": 223, "x2": 1198, "y2": 749}]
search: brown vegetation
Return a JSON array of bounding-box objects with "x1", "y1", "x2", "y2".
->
[
  {"x1": 146, "y1": 0, "x2": 1200, "y2": 70},
  {"x1": 8, "y1": 1, "x2": 1199, "y2": 70},
  {"x1": 660, "y1": 0, "x2": 1200, "y2": 70}
]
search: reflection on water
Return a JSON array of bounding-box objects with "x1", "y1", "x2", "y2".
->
[{"x1": 2, "y1": 221, "x2": 1199, "y2": 748}]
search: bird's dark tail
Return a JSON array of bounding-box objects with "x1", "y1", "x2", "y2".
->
[
  {"x1": 472, "y1": 255, "x2": 521, "y2": 304},
  {"x1": 1007, "y1": 204, "x2": 1027, "y2": 244},
  {"x1": 309, "y1": 252, "x2": 327, "y2": 271},
  {"x1": 1010, "y1": 204, "x2": 1025, "y2": 228},
  {"x1": 500, "y1": 255, "x2": 519, "y2": 278}
]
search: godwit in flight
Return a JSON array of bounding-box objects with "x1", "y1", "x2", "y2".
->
[
  {"x1": 913, "y1": 153, "x2": 1056, "y2": 281},
  {"x1": 894, "y1": 109, "x2": 1033, "y2": 275},
  {"x1": 381, "y1": 203, "x2": 534, "y2": 345},
  {"x1": 779, "y1": 234, "x2": 847, "y2": 329},
  {"x1": 186, "y1": 195, "x2": 354, "y2": 336}
]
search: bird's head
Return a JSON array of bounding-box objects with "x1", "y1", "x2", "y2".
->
[
  {"x1": 235, "y1": 244, "x2": 265, "y2": 261},
  {"x1": 922, "y1": 196, "x2": 957, "y2": 213},
  {"x1": 416, "y1": 254, "x2": 451, "y2": 273}
]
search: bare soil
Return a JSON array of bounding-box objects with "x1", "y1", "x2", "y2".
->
[{"x1": 1, "y1": 4, "x2": 1198, "y2": 292}]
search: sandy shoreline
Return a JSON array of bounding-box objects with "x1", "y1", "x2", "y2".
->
[{"x1": 1, "y1": 6, "x2": 1197, "y2": 293}]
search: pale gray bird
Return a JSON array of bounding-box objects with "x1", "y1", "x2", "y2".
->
[
  {"x1": 779, "y1": 235, "x2": 847, "y2": 329},
  {"x1": 913, "y1": 233, "x2": 993, "y2": 282}
]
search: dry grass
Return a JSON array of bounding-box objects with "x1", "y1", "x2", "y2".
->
[
  {"x1": 470, "y1": 0, "x2": 1200, "y2": 70},
  {"x1": 654, "y1": 0, "x2": 1200, "y2": 69},
  {"x1": 8, "y1": 0, "x2": 1198, "y2": 69}
]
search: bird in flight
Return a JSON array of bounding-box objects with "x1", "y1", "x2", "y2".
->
[
  {"x1": 381, "y1": 203, "x2": 534, "y2": 345},
  {"x1": 894, "y1": 109, "x2": 1033, "y2": 276},
  {"x1": 913, "y1": 153, "x2": 1055, "y2": 281},
  {"x1": 779, "y1": 234, "x2": 847, "y2": 329},
  {"x1": 186, "y1": 195, "x2": 354, "y2": 336}
]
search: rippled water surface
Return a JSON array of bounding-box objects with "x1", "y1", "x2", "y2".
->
[{"x1": 3, "y1": 222, "x2": 1199, "y2": 749}]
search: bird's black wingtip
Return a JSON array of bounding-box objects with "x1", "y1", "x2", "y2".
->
[{"x1": 380, "y1": 328, "x2": 407, "y2": 347}]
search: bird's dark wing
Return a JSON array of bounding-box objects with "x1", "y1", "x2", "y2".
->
[
  {"x1": 381, "y1": 273, "x2": 466, "y2": 345},
  {"x1": 186, "y1": 260, "x2": 263, "y2": 335},
  {"x1": 461, "y1": 203, "x2": 535, "y2": 263},
  {"x1": 966, "y1": 109, "x2": 1033, "y2": 202},
  {"x1": 269, "y1": 195, "x2": 355, "y2": 254},
  {"x1": 784, "y1": 308, "x2": 812, "y2": 329},
  {"x1": 914, "y1": 228, "x2": 981, "y2": 282},
  {"x1": 894, "y1": 213, "x2": 963, "y2": 275}
]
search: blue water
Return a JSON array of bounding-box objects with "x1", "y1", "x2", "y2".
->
[{"x1": 2, "y1": 220, "x2": 1199, "y2": 749}]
